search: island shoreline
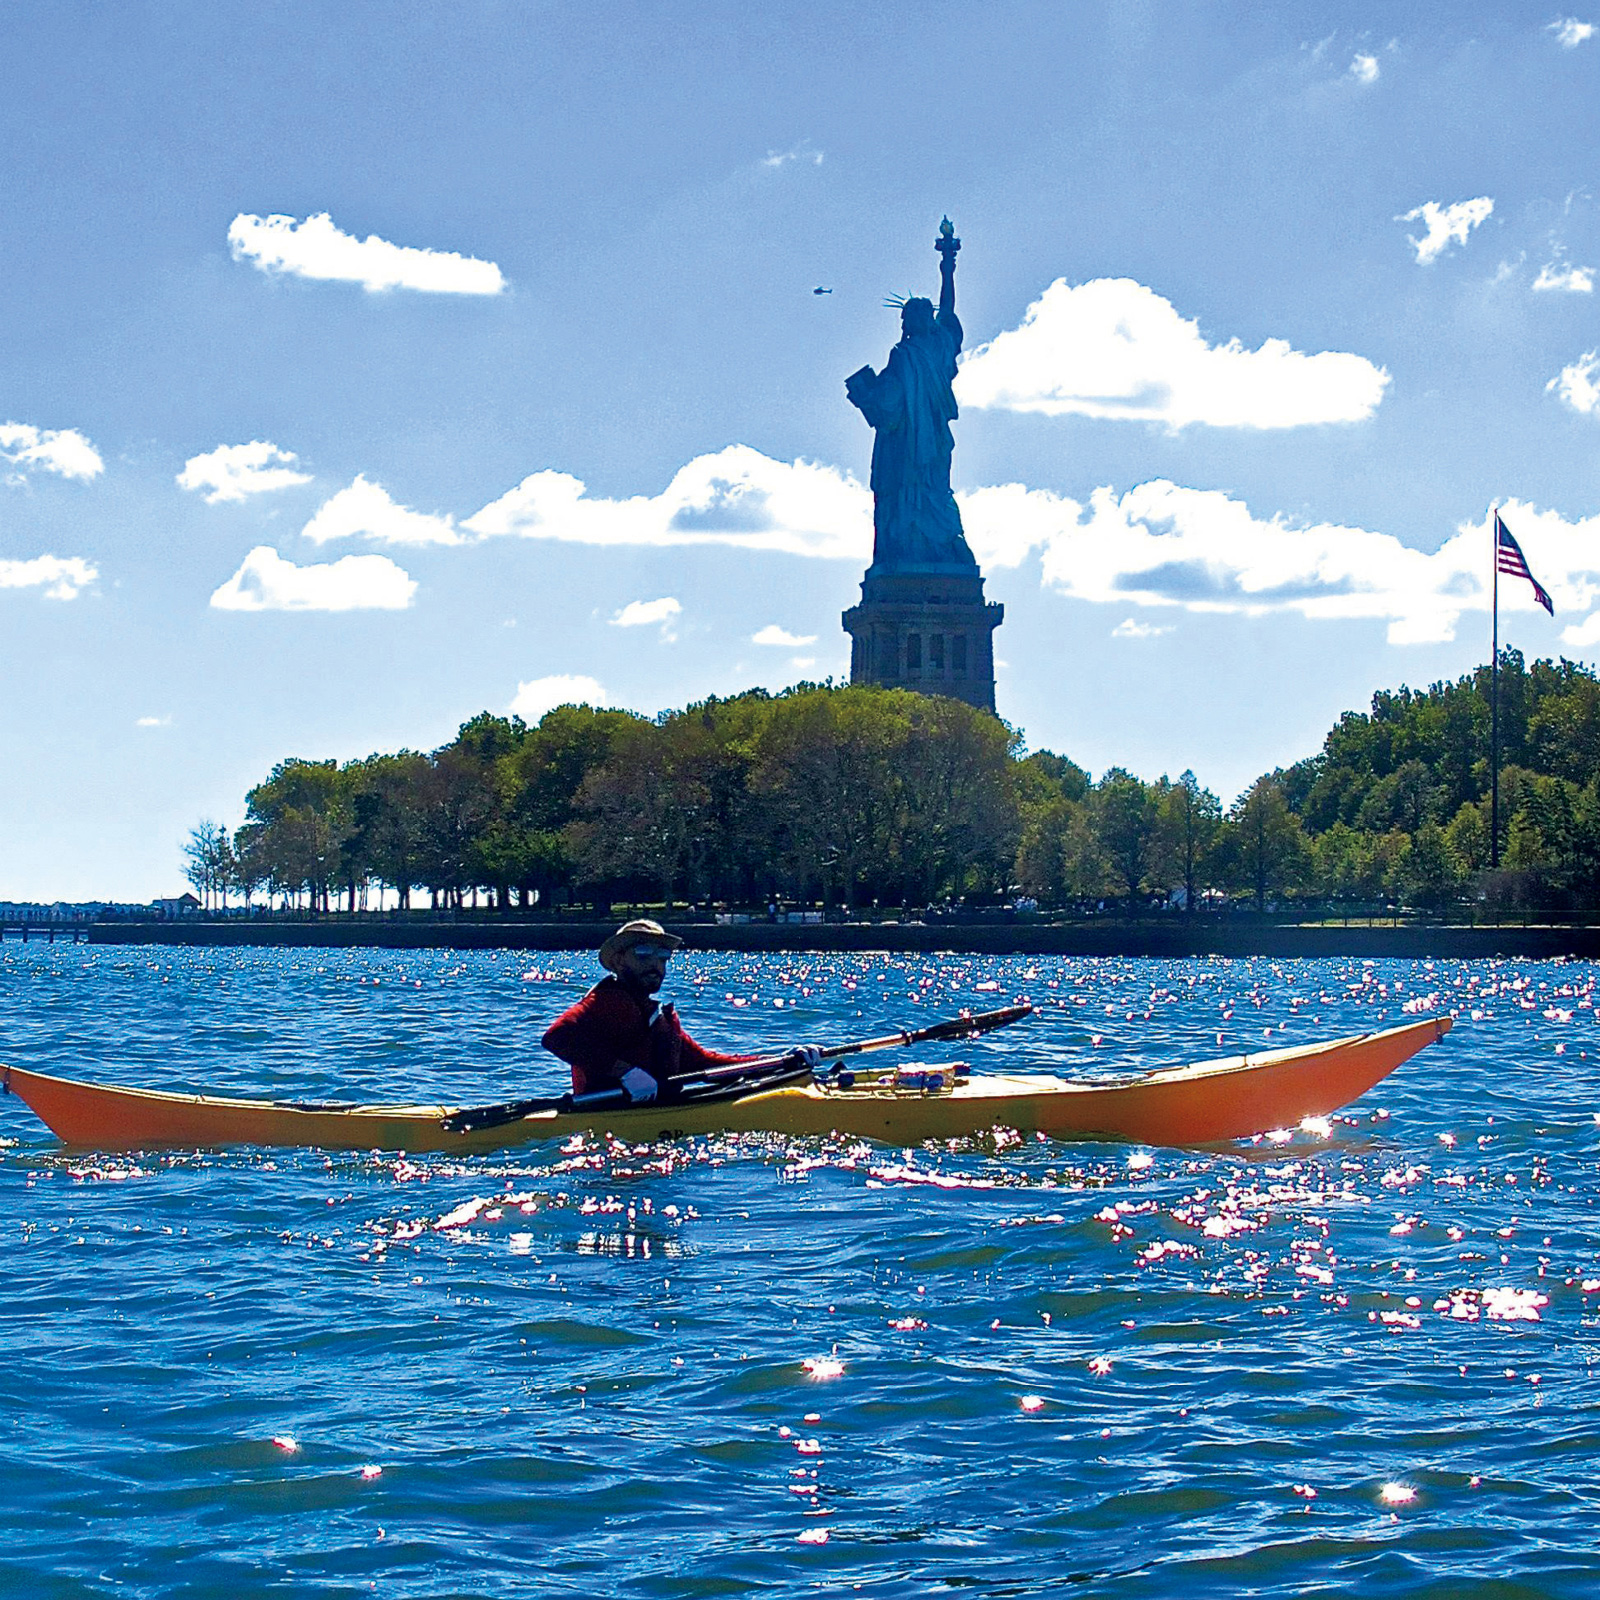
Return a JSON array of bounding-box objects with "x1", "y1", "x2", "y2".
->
[{"x1": 75, "y1": 920, "x2": 1600, "y2": 959}]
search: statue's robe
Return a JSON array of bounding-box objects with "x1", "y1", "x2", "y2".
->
[{"x1": 847, "y1": 306, "x2": 977, "y2": 572}]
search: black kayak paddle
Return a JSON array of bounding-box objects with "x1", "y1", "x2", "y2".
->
[{"x1": 440, "y1": 1001, "x2": 1035, "y2": 1135}]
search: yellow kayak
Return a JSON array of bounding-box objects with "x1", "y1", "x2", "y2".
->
[{"x1": 1, "y1": 1016, "x2": 1449, "y2": 1152}]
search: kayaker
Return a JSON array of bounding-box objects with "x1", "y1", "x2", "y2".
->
[{"x1": 542, "y1": 919, "x2": 815, "y2": 1102}]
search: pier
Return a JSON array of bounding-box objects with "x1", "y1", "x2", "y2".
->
[{"x1": 1, "y1": 923, "x2": 90, "y2": 944}]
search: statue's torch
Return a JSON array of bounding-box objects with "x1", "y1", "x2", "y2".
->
[{"x1": 936, "y1": 215, "x2": 961, "y2": 261}]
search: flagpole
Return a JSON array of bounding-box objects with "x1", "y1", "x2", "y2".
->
[{"x1": 1490, "y1": 508, "x2": 1500, "y2": 871}]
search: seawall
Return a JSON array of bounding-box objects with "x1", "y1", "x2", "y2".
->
[{"x1": 82, "y1": 920, "x2": 1600, "y2": 960}]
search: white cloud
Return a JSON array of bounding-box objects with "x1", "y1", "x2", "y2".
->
[
  {"x1": 381, "y1": 438, "x2": 1600, "y2": 648},
  {"x1": 955, "y1": 278, "x2": 1388, "y2": 429},
  {"x1": 209, "y1": 546, "x2": 417, "y2": 611},
  {"x1": 752, "y1": 624, "x2": 818, "y2": 646},
  {"x1": 958, "y1": 480, "x2": 1086, "y2": 570},
  {"x1": 1018, "y1": 483, "x2": 1587, "y2": 645},
  {"x1": 1349, "y1": 52, "x2": 1379, "y2": 82},
  {"x1": 1550, "y1": 16, "x2": 1595, "y2": 47},
  {"x1": 301, "y1": 475, "x2": 460, "y2": 546},
  {"x1": 135, "y1": 715, "x2": 171, "y2": 729},
  {"x1": 1397, "y1": 197, "x2": 1494, "y2": 264},
  {"x1": 0, "y1": 422, "x2": 103, "y2": 481},
  {"x1": 177, "y1": 440, "x2": 312, "y2": 503},
  {"x1": 466, "y1": 444, "x2": 1041, "y2": 570},
  {"x1": 0, "y1": 554, "x2": 97, "y2": 600},
  {"x1": 228, "y1": 212, "x2": 505, "y2": 295},
  {"x1": 464, "y1": 444, "x2": 871, "y2": 561},
  {"x1": 1112, "y1": 617, "x2": 1173, "y2": 639},
  {"x1": 1534, "y1": 261, "x2": 1595, "y2": 293},
  {"x1": 510, "y1": 674, "x2": 609, "y2": 723},
  {"x1": 611, "y1": 596, "x2": 681, "y2": 633},
  {"x1": 1548, "y1": 351, "x2": 1600, "y2": 413},
  {"x1": 762, "y1": 142, "x2": 824, "y2": 168},
  {"x1": 942, "y1": 481, "x2": 1594, "y2": 645}
]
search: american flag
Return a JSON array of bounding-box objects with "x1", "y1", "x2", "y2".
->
[{"x1": 1495, "y1": 512, "x2": 1554, "y2": 615}]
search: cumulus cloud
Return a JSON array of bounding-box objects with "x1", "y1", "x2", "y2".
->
[
  {"x1": 1349, "y1": 52, "x2": 1379, "y2": 82},
  {"x1": 301, "y1": 475, "x2": 460, "y2": 546},
  {"x1": 177, "y1": 440, "x2": 312, "y2": 503},
  {"x1": 210, "y1": 546, "x2": 417, "y2": 611},
  {"x1": 353, "y1": 438, "x2": 1600, "y2": 648},
  {"x1": 466, "y1": 444, "x2": 1051, "y2": 570},
  {"x1": 228, "y1": 212, "x2": 505, "y2": 295},
  {"x1": 611, "y1": 596, "x2": 681, "y2": 635},
  {"x1": 955, "y1": 279, "x2": 1388, "y2": 429},
  {"x1": 1548, "y1": 351, "x2": 1600, "y2": 414},
  {"x1": 510, "y1": 674, "x2": 609, "y2": 723},
  {"x1": 752, "y1": 624, "x2": 817, "y2": 646},
  {"x1": 988, "y1": 482, "x2": 1585, "y2": 645},
  {"x1": 0, "y1": 554, "x2": 97, "y2": 600},
  {"x1": 957, "y1": 480, "x2": 1086, "y2": 570},
  {"x1": 135, "y1": 715, "x2": 171, "y2": 728},
  {"x1": 1112, "y1": 617, "x2": 1173, "y2": 639},
  {"x1": 1550, "y1": 16, "x2": 1595, "y2": 47},
  {"x1": 1397, "y1": 197, "x2": 1494, "y2": 264},
  {"x1": 1534, "y1": 261, "x2": 1595, "y2": 292},
  {"x1": 464, "y1": 444, "x2": 871, "y2": 561},
  {"x1": 0, "y1": 422, "x2": 103, "y2": 481}
]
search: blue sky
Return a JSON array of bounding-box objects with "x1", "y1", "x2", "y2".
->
[{"x1": 5, "y1": 1, "x2": 1600, "y2": 900}]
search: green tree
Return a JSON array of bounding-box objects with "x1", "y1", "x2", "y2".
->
[
  {"x1": 1445, "y1": 801, "x2": 1490, "y2": 879},
  {"x1": 894, "y1": 695, "x2": 1019, "y2": 901},
  {"x1": 746, "y1": 687, "x2": 906, "y2": 908},
  {"x1": 1060, "y1": 805, "x2": 1115, "y2": 899},
  {"x1": 1091, "y1": 768, "x2": 1157, "y2": 903},
  {"x1": 183, "y1": 819, "x2": 233, "y2": 911},
  {"x1": 347, "y1": 751, "x2": 430, "y2": 910},
  {"x1": 504, "y1": 703, "x2": 647, "y2": 908},
  {"x1": 568, "y1": 718, "x2": 714, "y2": 907},
  {"x1": 1354, "y1": 758, "x2": 1435, "y2": 834},
  {"x1": 1401, "y1": 820, "x2": 1459, "y2": 910},
  {"x1": 1356, "y1": 829, "x2": 1412, "y2": 902},
  {"x1": 1310, "y1": 822, "x2": 1364, "y2": 904},
  {"x1": 1012, "y1": 751, "x2": 1091, "y2": 904},
  {"x1": 1151, "y1": 770, "x2": 1222, "y2": 910},
  {"x1": 242, "y1": 759, "x2": 352, "y2": 912},
  {"x1": 1222, "y1": 775, "x2": 1309, "y2": 910}
]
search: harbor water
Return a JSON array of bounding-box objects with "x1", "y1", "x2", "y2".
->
[{"x1": 3, "y1": 946, "x2": 1597, "y2": 1597}]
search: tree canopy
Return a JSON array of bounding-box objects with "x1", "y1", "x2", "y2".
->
[{"x1": 194, "y1": 652, "x2": 1600, "y2": 916}]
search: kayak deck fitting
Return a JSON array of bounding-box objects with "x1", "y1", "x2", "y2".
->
[{"x1": 1, "y1": 1016, "x2": 1451, "y2": 1153}]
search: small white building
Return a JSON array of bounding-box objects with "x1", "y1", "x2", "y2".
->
[{"x1": 151, "y1": 894, "x2": 202, "y2": 919}]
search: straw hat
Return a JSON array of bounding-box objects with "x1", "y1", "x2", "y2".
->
[{"x1": 599, "y1": 918, "x2": 683, "y2": 972}]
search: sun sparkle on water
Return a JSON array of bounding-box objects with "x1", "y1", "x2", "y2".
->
[{"x1": 3, "y1": 948, "x2": 1597, "y2": 1592}]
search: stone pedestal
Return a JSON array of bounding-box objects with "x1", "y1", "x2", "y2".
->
[{"x1": 842, "y1": 567, "x2": 1003, "y2": 712}]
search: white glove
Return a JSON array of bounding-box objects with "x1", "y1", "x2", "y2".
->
[
  {"x1": 794, "y1": 1045, "x2": 823, "y2": 1070},
  {"x1": 620, "y1": 1067, "x2": 658, "y2": 1104}
]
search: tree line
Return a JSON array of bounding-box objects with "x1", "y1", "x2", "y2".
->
[{"x1": 184, "y1": 652, "x2": 1600, "y2": 916}]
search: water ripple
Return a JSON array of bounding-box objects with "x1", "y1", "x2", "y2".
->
[{"x1": 4, "y1": 948, "x2": 1600, "y2": 1594}]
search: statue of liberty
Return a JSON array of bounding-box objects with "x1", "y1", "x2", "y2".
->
[{"x1": 845, "y1": 218, "x2": 978, "y2": 573}]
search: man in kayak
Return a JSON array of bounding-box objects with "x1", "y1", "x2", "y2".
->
[{"x1": 542, "y1": 919, "x2": 816, "y2": 1103}]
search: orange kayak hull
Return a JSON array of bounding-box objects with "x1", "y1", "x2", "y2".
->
[{"x1": 1, "y1": 1016, "x2": 1450, "y2": 1153}]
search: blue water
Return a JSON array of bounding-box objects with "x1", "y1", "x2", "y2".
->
[{"x1": 3, "y1": 947, "x2": 1598, "y2": 1598}]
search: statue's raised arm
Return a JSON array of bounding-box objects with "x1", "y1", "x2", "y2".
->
[
  {"x1": 935, "y1": 216, "x2": 960, "y2": 345},
  {"x1": 843, "y1": 218, "x2": 976, "y2": 573}
]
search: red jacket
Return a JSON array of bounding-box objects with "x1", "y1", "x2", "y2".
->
[{"x1": 541, "y1": 976, "x2": 755, "y2": 1094}]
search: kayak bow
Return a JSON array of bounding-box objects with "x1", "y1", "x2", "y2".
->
[{"x1": 0, "y1": 1015, "x2": 1451, "y2": 1153}]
